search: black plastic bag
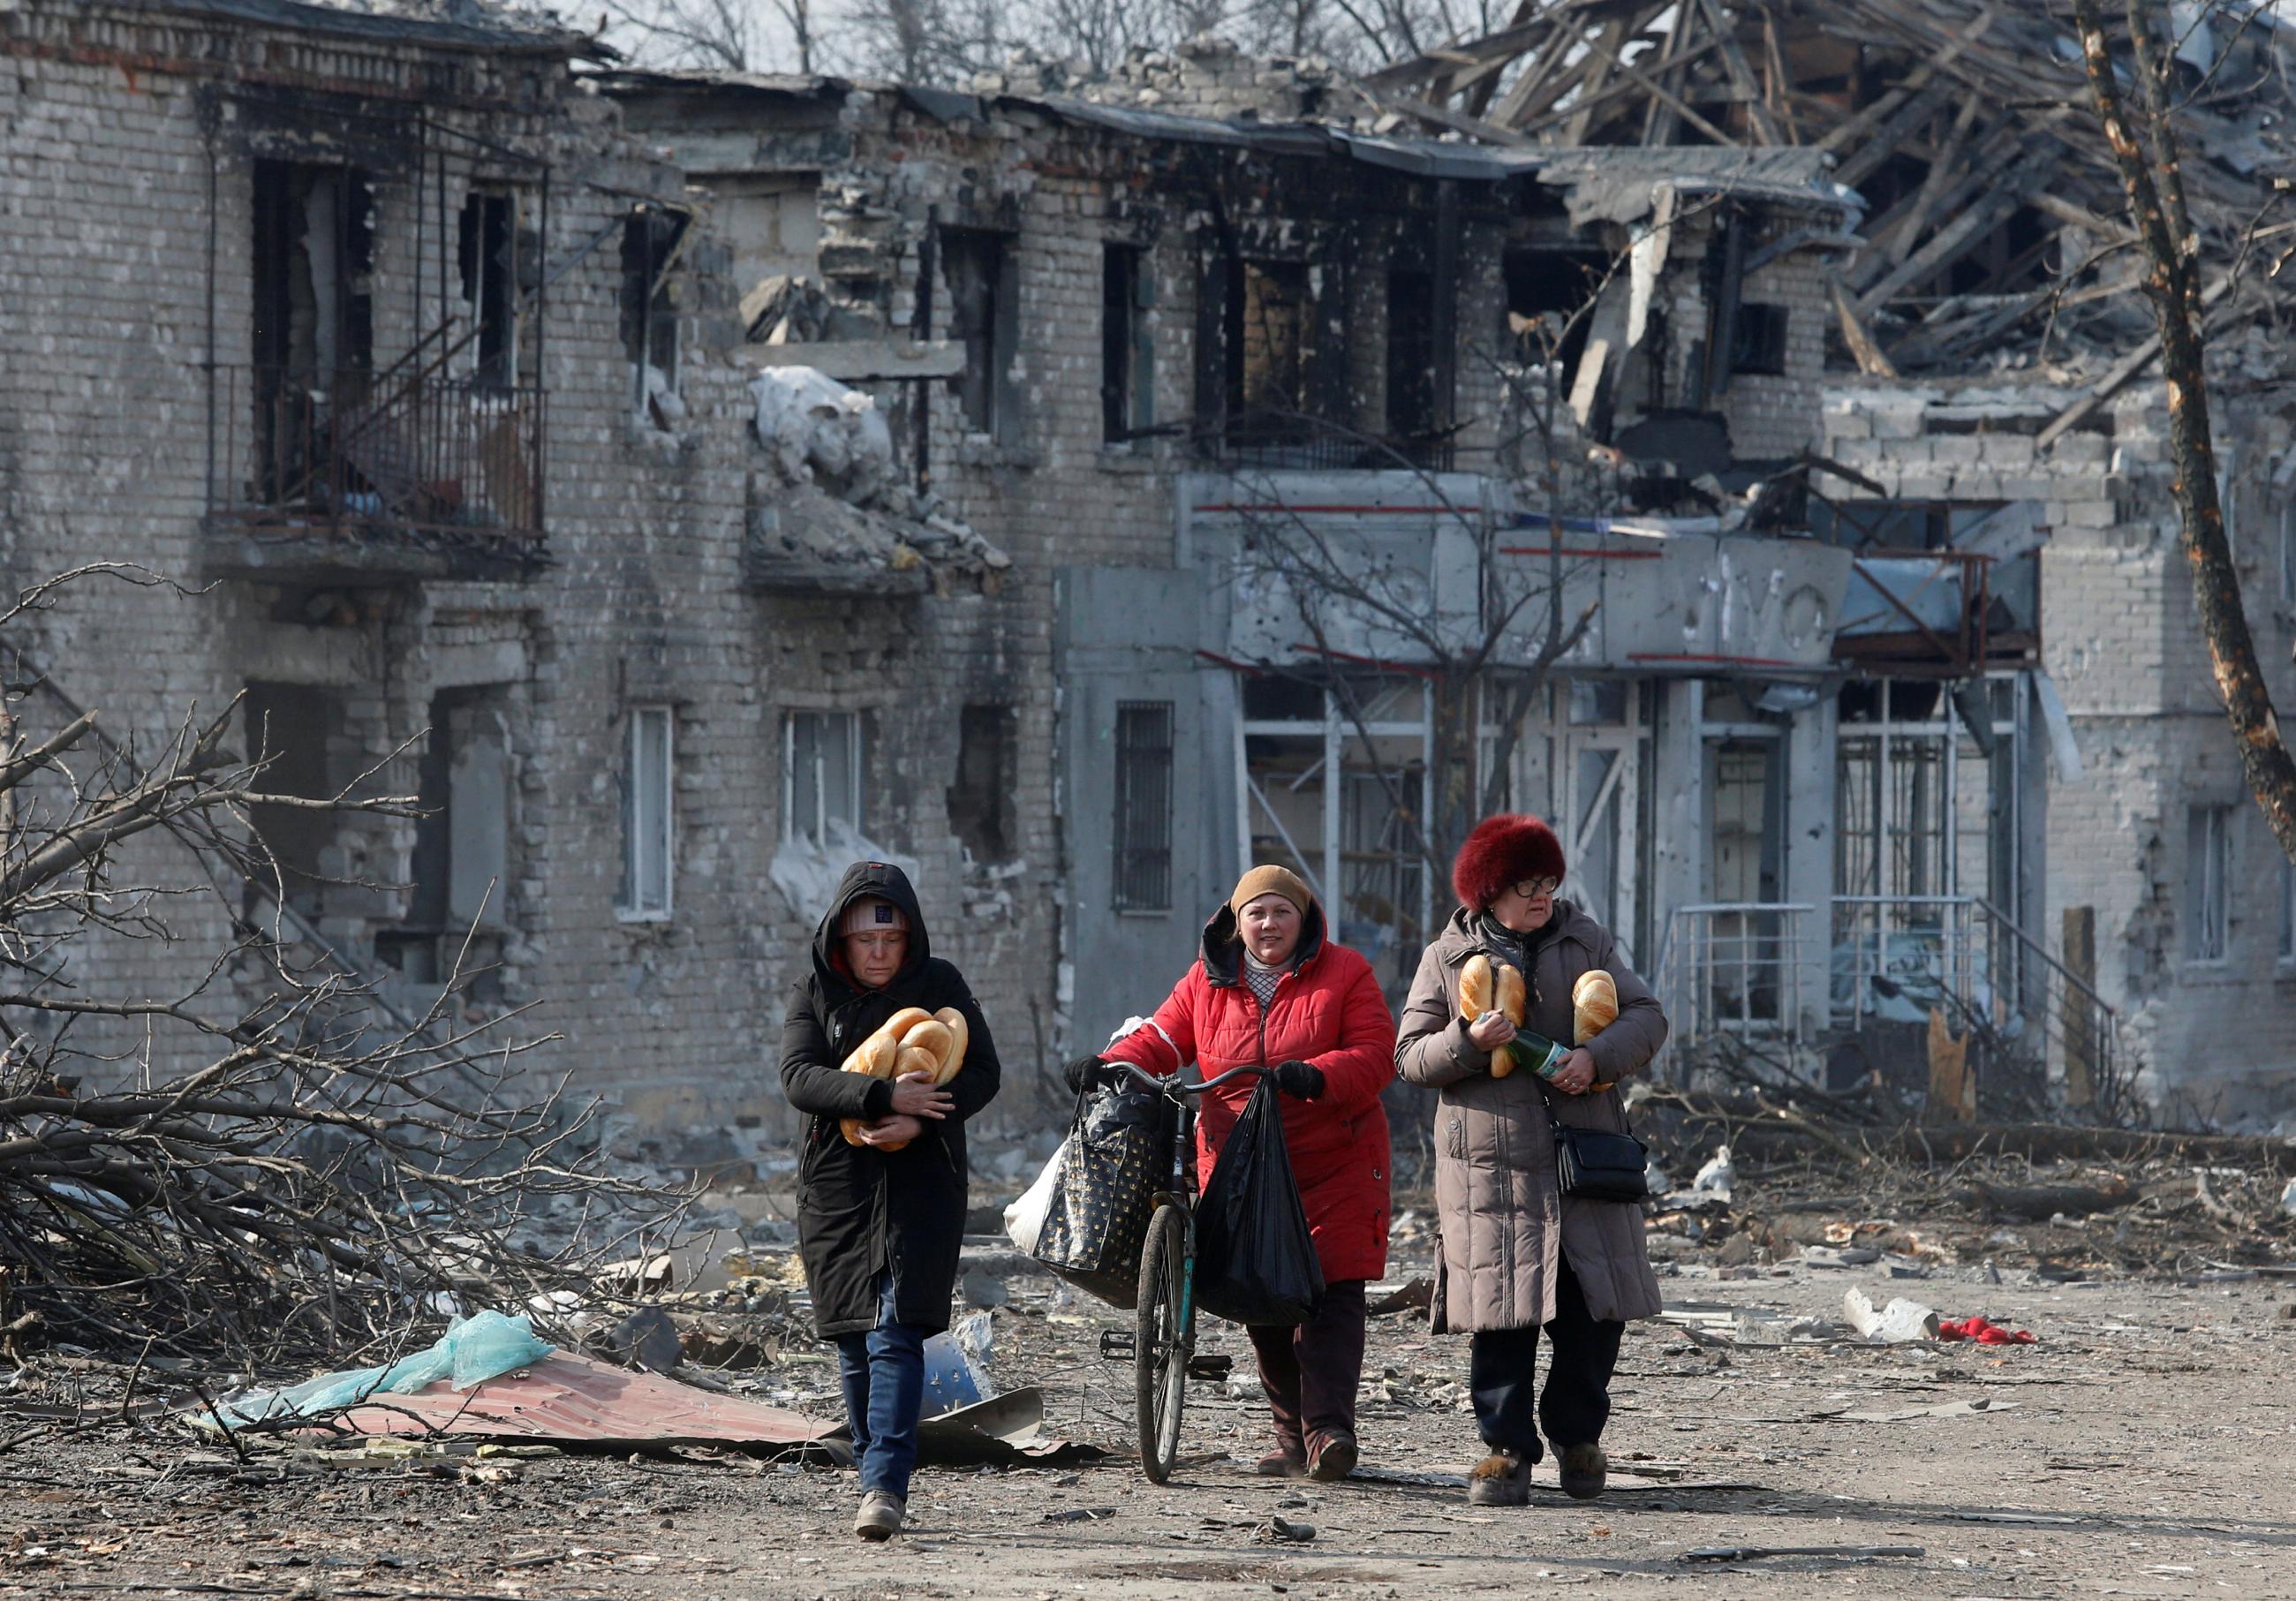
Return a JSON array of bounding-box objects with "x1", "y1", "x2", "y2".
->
[
  {"x1": 1192, "y1": 1076, "x2": 1325, "y2": 1326},
  {"x1": 1030, "y1": 1077, "x2": 1174, "y2": 1310}
]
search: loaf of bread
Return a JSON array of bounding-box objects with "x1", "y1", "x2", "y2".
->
[
  {"x1": 1458, "y1": 952, "x2": 1559, "y2": 1081},
  {"x1": 838, "y1": 1004, "x2": 970, "y2": 1149},
  {"x1": 1572, "y1": 970, "x2": 1619, "y2": 1044}
]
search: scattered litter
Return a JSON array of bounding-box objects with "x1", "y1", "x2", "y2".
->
[
  {"x1": 1955, "y1": 1510, "x2": 2086, "y2": 1526},
  {"x1": 1691, "y1": 1144, "x2": 1735, "y2": 1203},
  {"x1": 1801, "y1": 1244, "x2": 1883, "y2": 1269},
  {"x1": 1843, "y1": 1288, "x2": 1940, "y2": 1343},
  {"x1": 1833, "y1": 1398, "x2": 2018, "y2": 1424},
  {"x1": 1683, "y1": 1544, "x2": 1923, "y2": 1564},
  {"x1": 1368, "y1": 1276, "x2": 1434, "y2": 1316},
  {"x1": 1256, "y1": 1515, "x2": 1315, "y2": 1544},
  {"x1": 1042, "y1": 1507, "x2": 1117, "y2": 1523},
  {"x1": 1937, "y1": 1315, "x2": 2037, "y2": 1346},
  {"x1": 199, "y1": 1349, "x2": 829, "y2": 1450},
  {"x1": 209, "y1": 1311, "x2": 553, "y2": 1428},
  {"x1": 2281, "y1": 1176, "x2": 2296, "y2": 1218}
]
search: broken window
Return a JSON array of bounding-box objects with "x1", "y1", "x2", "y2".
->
[
  {"x1": 1113, "y1": 702, "x2": 1174, "y2": 912},
  {"x1": 1834, "y1": 679, "x2": 1950, "y2": 905},
  {"x1": 948, "y1": 703, "x2": 1016, "y2": 864},
  {"x1": 1238, "y1": 261, "x2": 1309, "y2": 418},
  {"x1": 1102, "y1": 244, "x2": 1154, "y2": 446},
  {"x1": 241, "y1": 682, "x2": 341, "y2": 920},
  {"x1": 943, "y1": 228, "x2": 1018, "y2": 442},
  {"x1": 1502, "y1": 246, "x2": 1603, "y2": 374},
  {"x1": 621, "y1": 208, "x2": 686, "y2": 407},
  {"x1": 619, "y1": 706, "x2": 675, "y2": 921},
  {"x1": 381, "y1": 689, "x2": 513, "y2": 988},
  {"x1": 2186, "y1": 804, "x2": 2232, "y2": 963},
  {"x1": 459, "y1": 191, "x2": 519, "y2": 390},
  {"x1": 250, "y1": 160, "x2": 375, "y2": 500},
  {"x1": 1386, "y1": 267, "x2": 1439, "y2": 443},
  {"x1": 785, "y1": 710, "x2": 862, "y2": 849},
  {"x1": 1729, "y1": 303, "x2": 1790, "y2": 378}
]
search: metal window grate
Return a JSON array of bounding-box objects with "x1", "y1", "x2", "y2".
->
[{"x1": 1113, "y1": 702, "x2": 1174, "y2": 912}]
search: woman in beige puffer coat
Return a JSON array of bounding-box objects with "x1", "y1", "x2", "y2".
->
[{"x1": 1395, "y1": 814, "x2": 1666, "y2": 1507}]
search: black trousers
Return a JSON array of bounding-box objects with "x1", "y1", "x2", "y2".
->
[
  {"x1": 1247, "y1": 1279, "x2": 1368, "y2": 1453},
  {"x1": 1467, "y1": 1257, "x2": 1622, "y2": 1463}
]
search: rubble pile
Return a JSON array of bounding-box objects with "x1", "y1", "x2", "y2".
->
[
  {"x1": 1359, "y1": 0, "x2": 2296, "y2": 382},
  {"x1": 746, "y1": 366, "x2": 1010, "y2": 585}
]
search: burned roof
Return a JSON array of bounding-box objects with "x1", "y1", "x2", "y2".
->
[
  {"x1": 1361, "y1": 0, "x2": 2296, "y2": 379},
  {"x1": 99, "y1": 0, "x2": 592, "y2": 51}
]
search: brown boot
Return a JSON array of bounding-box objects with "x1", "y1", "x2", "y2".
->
[
  {"x1": 1557, "y1": 1442, "x2": 1607, "y2": 1500},
  {"x1": 1305, "y1": 1429, "x2": 1358, "y2": 1483},
  {"x1": 1255, "y1": 1448, "x2": 1306, "y2": 1478},
  {"x1": 1467, "y1": 1450, "x2": 1530, "y2": 1507}
]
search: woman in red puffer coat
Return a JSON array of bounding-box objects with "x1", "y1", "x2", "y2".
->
[{"x1": 1067, "y1": 864, "x2": 1397, "y2": 1483}]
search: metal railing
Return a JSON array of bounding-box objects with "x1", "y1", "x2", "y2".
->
[
  {"x1": 1831, "y1": 893, "x2": 2121, "y2": 1114},
  {"x1": 1650, "y1": 902, "x2": 1816, "y2": 1060},
  {"x1": 208, "y1": 360, "x2": 545, "y2": 542},
  {"x1": 1651, "y1": 894, "x2": 2122, "y2": 1113}
]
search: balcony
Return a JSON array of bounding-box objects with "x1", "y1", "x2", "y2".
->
[{"x1": 205, "y1": 352, "x2": 547, "y2": 582}]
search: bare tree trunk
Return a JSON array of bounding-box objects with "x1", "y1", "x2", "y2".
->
[{"x1": 2071, "y1": 0, "x2": 2296, "y2": 862}]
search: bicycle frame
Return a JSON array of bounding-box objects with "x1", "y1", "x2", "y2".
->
[{"x1": 1111, "y1": 1062, "x2": 1268, "y2": 1354}]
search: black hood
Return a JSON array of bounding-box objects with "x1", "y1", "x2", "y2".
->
[
  {"x1": 1199, "y1": 894, "x2": 1327, "y2": 986},
  {"x1": 811, "y1": 859, "x2": 933, "y2": 993}
]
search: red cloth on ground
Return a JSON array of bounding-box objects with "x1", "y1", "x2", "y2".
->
[{"x1": 1937, "y1": 1315, "x2": 2037, "y2": 1345}]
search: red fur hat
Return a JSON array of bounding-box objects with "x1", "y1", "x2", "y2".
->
[{"x1": 1451, "y1": 814, "x2": 1567, "y2": 910}]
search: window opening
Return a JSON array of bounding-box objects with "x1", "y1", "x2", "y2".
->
[
  {"x1": 2186, "y1": 804, "x2": 2232, "y2": 963},
  {"x1": 1729, "y1": 303, "x2": 1789, "y2": 377},
  {"x1": 1385, "y1": 267, "x2": 1438, "y2": 442},
  {"x1": 1101, "y1": 244, "x2": 1154, "y2": 445},
  {"x1": 619, "y1": 706, "x2": 675, "y2": 920},
  {"x1": 250, "y1": 160, "x2": 375, "y2": 502},
  {"x1": 943, "y1": 228, "x2": 1017, "y2": 441},
  {"x1": 1113, "y1": 702, "x2": 1174, "y2": 912},
  {"x1": 785, "y1": 710, "x2": 862, "y2": 849},
  {"x1": 622, "y1": 208, "x2": 687, "y2": 411},
  {"x1": 948, "y1": 704, "x2": 1016, "y2": 864},
  {"x1": 241, "y1": 681, "x2": 340, "y2": 922},
  {"x1": 459, "y1": 191, "x2": 518, "y2": 389}
]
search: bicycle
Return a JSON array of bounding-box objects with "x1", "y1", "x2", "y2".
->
[{"x1": 1094, "y1": 1061, "x2": 1267, "y2": 1484}]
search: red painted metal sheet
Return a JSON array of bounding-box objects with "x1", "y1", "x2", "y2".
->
[{"x1": 328, "y1": 1351, "x2": 833, "y2": 1448}]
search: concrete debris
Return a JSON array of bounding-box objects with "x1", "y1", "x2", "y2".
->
[{"x1": 750, "y1": 366, "x2": 896, "y2": 500}]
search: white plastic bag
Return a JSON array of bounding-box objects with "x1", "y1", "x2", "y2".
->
[{"x1": 1003, "y1": 1142, "x2": 1068, "y2": 1255}]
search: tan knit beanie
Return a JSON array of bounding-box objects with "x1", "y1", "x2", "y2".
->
[
  {"x1": 1228, "y1": 864, "x2": 1313, "y2": 919},
  {"x1": 837, "y1": 896, "x2": 910, "y2": 936}
]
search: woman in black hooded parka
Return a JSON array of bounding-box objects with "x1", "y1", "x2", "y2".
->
[{"x1": 781, "y1": 861, "x2": 1001, "y2": 1541}]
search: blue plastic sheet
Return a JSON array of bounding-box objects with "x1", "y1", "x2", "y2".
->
[{"x1": 215, "y1": 1310, "x2": 553, "y2": 1428}]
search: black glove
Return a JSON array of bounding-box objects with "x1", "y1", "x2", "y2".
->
[
  {"x1": 1062, "y1": 1053, "x2": 1112, "y2": 1094},
  {"x1": 1273, "y1": 1059, "x2": 1325, "y2": 1100}
]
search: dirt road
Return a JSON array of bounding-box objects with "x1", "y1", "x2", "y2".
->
[{"x1": 7, "y1": 1242, "x2": 2292, "y2": 1600}]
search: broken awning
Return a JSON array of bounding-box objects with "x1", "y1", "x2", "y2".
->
[{"x1": 208, "y1": 1352, "x2": 834, "y2": 1450}]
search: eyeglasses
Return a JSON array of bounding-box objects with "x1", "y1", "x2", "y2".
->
[{"x1": 1510, "y1": 877, "x2": 1561, "y2": 899}]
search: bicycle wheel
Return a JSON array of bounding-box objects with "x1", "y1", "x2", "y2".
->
[{"x1": 1133, "y1": 1201, "x2": 1191, "y2": 1484}]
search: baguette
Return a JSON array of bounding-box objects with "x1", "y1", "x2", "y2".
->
[
  {"x1": 1459, "y1": 954, "x2": 1494, "y2": 1019},
  {"x1": 930, "y1": 1008, "x2": 970, "y2": 1085},
  {"x1": 1572, "y1": 970, "x2": 1619, "y2": 1044},
  {"x1": 1495, "y1": 963, "x2": 1527, "y2": 1025},
  {"x1": 881, "y1": 1006, "x2": 935, "y2": 1041}
]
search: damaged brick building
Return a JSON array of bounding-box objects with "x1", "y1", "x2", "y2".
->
[{"x1": 4, "y1": 0, "x2": 2291, "y2": 1148}]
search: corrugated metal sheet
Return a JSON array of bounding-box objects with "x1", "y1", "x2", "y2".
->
[{"x1": 325, "y1": 1352, "x2": 832, "y2": 1448}]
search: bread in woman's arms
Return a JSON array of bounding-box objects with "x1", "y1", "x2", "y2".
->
[
  {"x1": 1459, "y1": 953, "x2": 1494, "y2": 1019},
  {"x1": 1572, "y1": 970, "x2": 1619, "y2": 1044},
  {"x1": 840, "y1": 1029, "x2": 903, "y2": 1078},
  {"x1": 930, "y1": 1007, "x2": 969, "y2": 1085},
  {"x1": 1496, "y1": 963, "x2": 1527, "y2": 1025},
  {"x1": 881, "y1": 1006, "x2": 935, "y2": 1040}
]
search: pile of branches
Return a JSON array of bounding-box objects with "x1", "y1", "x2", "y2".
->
[{"x1": 0, "y1": 570, "x2": 682, "y2": 1369}]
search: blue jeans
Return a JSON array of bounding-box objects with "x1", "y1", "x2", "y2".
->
[{"x1": 835, "y1": 1272, "x2": 927, "y2": 1499}]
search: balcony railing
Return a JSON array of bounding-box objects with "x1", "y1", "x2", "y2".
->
[{"x1": 208, "y1": 360, "x2": 545, "y2": 553}]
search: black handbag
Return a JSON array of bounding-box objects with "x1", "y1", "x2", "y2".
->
[
  {"x1": 1031, "y1": 1077, "x2": 1175, "y2": 1309},
  {"x1": 1541, "y1": 1079, "x2": 1651, "y2": 1203}
]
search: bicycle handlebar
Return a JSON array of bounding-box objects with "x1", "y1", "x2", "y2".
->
[{"x1": 1108, "y1": 1061, "x2": 1268, "y2": 1098}]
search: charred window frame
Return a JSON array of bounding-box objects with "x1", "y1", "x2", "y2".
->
[
  {"x1": 948, "y1": 704, "x2": 1016, "y2": 864},
  {"x1": 1113, "y1": 702, "x2": 1174, "y2": 912},
  {"x1": 1502, "y1": 245, "x2": 1604, "y2": 376},
  {"x1": 1102, "y1": 243, "x2": 1155, "y2": 446},
  {"x1": 1729, "y1": 303, "x2": 1790, "y2": 378},
  {"x1": 459, "y1": 190, "x2": 519, "y2": 390},
  {"x1": 2186, "y1": 804, "x2": 2232, "y2": 963},
  {"x1": 943, "y1": 226, "x2": 1020, "y2": 444},
  {"x1": 1386, "y1": 265, "x2": 1439, "y2": 442},
  {"x1": 621, "y1": 207, "x2": 688, "y2": 409},
  {"x1": 252, "y1": 159, "x2": 376, "y2": 380},
  {"x1": 618, "y1": 706, "x2": 676, "y2": 923}
]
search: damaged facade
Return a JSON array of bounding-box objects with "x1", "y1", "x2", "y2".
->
[{"x1": 4, "y1": 0, "x2": 2291, "y2": 1143}]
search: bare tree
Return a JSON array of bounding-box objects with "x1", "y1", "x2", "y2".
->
[
  {"x1": 0, "y1": 569, "x2": 682, "y2": 1366},
  {"x1": 604, "y1": 0, "x2": 819, "y2": 73},
  {"x1": 2068, "y1": 0, "x2": 2296, "y2": 864}
]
